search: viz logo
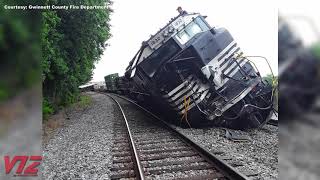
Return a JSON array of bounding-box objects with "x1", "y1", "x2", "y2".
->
[{"x1": 3, "y1": 156, "x2": 42, "y2": 177}]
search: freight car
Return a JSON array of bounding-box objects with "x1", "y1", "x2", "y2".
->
[
  {"x1": 79, "y1": 83, "x2": 95, "y2": 92},
  {"x1": 278, "y1": 17, "x2": 320, "y2": 118},
  {"x1": 107, "y1": 8, "x2": 275, "y2": 129},
  {"x1": 104, "y1": 73, "x2": 119, "y2": 92}
]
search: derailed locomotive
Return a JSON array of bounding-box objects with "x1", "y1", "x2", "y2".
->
[
  {"x1": 278, "y1": 17, "x2": 320, "y2": 118},
  {"x1": 110, "y1": 9, "x2": 274, "y2": 129}
]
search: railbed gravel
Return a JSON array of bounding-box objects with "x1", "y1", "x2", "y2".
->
[
  {"x1": 174, "y1": 124, "x2": 278, "y2": 179},
  {"x1": 118, "y1": 95, "x2": 278, "y2": 179},
  {"x1": 43, "y1": 92, "x2": 278, "y2": 179},
  {"x1": 42, "y1": 92, "x2": 116, "y2": 180},
  {"x1": 280, "y1": 106, "x2": 320, "y2": 179},
  {"x1": 115, "y1": 97, "x2": 225, "y2": 179}
]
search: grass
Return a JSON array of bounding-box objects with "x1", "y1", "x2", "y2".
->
[
  {"x1": 273, "y1": 89, "x2": 278, "y2": 111},
  {"x1": 78, "y1": 95, "x2": 92, "y2": 108},
  {"x1": 43, "y1": 94, "x2": 92, "y2": 121}
]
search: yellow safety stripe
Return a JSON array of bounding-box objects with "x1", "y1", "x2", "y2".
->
[{"x1": 180, "y1": 96, "x2": 191, "y2": 128}]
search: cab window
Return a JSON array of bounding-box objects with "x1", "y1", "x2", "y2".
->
[{"x1": 176, "y1": 17, "x2": 209, "y2": 44}]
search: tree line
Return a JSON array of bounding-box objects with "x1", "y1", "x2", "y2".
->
[
  {"x1": 42, "y1": 0, "x2": 112, "y2": 117},
  {"x1": 0, "y1": 0, "x2": 112, "y2": 119},
  {"x1": 0, "y1": 0, "x2": 42, "y2": 102}
]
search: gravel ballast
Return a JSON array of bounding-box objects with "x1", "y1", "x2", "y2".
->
[
  {"x1": 42, "y1": 92, "x2": 115, "y2": 179},
  {"x1": 174, "y1": 124, "x2": 278, "y2": 179},
  {"x1": 43, "y1": 92, "x2": 278, "y2": 179},
  {"x1": 280, "y1": 109, "x2": 320, "y2": 180}
]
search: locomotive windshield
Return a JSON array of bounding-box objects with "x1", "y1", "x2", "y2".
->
[
  {"x1": 140, "y1": 39, "x2": 180, "y2": 77},
  {"x1": 138, "y1": 16, "x2": 209, "y2": 78},
  {"x1": 176, "y1": 17, "x2": 209, "y2": 44}
]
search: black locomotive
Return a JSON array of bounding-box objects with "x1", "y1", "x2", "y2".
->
[
  {"x1": 278, "y1": 17, "x2": 320, "y2": 119},
  {"x1": 106, "y1": 9, "x2": 274, "y2": 129}
]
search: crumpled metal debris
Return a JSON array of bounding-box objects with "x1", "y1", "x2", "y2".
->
[{"x1": 224, "y1": 128, "x2": 251, "y2": 142}]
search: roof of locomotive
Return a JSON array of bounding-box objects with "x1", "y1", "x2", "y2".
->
[
  {"x1": 146, "y1": 11, "x2": 199, "y2": 50},
  {"x1": 125, "y1": 10, "x2": 202, "y2": 74}
]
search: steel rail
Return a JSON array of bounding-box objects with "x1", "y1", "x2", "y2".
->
[
  {"x1": 110, "y1": 93, "x2": 249, "y2": 180},
  {"x1": 106, "y1": 94, "x2": 145, "y2": 180}
]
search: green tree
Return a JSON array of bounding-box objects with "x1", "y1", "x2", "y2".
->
[
  {"x1": 263, "y1": 74, "x2": 278, "y2": 110},
  {"x1": 263, "y1": 74, "x2": 278, "y2": 87},
  {"x1": 311, "y1": 43, "x2": 320, "y2": 60},
  {"x1": 0, "y1": 0, "x2": 42, "y2": 102},
  {"x1": 42, "y1": 0, "x2": 112, "y2": 111}
]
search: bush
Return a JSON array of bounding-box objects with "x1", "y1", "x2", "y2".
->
[
  {"x1": 78, "y1": 95, "x2": 92, "y2": 108},
  {"x1": 43, "y1": 99, "x2": 54, "y2": 120}
]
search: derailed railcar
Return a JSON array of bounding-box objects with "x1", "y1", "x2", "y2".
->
[
  {"x1": 124, "y1": 9, "x2": 274, "y2": 129},
  {"x1": 104, "y1": 73, "x2": 119, "y2": 92}
]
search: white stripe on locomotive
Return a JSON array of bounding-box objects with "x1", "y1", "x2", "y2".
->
[{"x1": 163, "y1": 75, "x2": 193, "y2": 98}]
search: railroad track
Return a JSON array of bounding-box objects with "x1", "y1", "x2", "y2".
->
[{"x1": 106, "y1": 93, "x2": 248, "y2": 180}]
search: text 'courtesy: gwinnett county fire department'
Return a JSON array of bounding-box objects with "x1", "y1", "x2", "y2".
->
[{"x1": 3, "y1": 5, "x2": 108, "y2": 10}]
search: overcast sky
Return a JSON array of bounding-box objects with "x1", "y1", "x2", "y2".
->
[
  {"x1": 279, "y1": 1, "x2": 320, "y2": 46},
  {"x1": 92, "y1": 0, "x2": 279, "y2": 81}
]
